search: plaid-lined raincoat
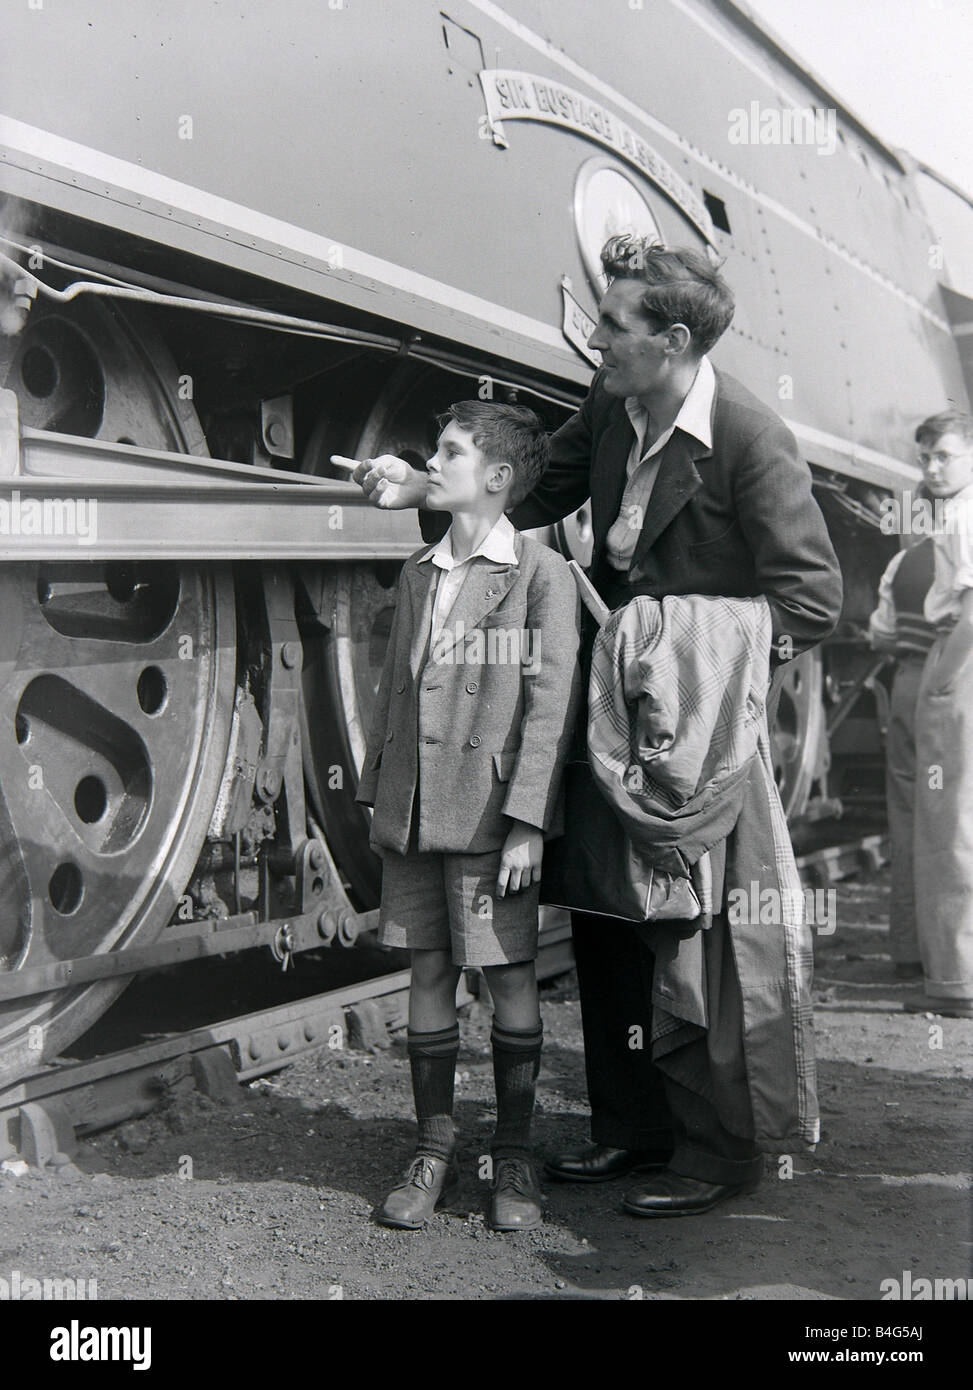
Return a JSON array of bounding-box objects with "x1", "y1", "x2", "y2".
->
[{"x1": 588, "y1": 593, "x2": 819, "y2": 1147}]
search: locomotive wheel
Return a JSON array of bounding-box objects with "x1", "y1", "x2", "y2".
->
[
  {"x1": 300, "y1": 362, "x2": 450, "y2": 905},
  {"x1": 771, "y1": 647, "x2": 826, "y2": 821},
  {"x1": 0, "y1": 298, "x2": 235, "y2": 1083},
  {"x1": 300, "y1": 563, "x2": 399, "y2": 906}
]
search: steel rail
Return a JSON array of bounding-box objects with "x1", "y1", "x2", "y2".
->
[
  {"x1": 0, "y1": 924, "x2": 573, "y2": 1160},
  {"x1": 0, "y1": 839, "x2": 886, "y2": 1165}
]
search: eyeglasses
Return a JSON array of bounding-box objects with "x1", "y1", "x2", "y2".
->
[{"x1": 917, "y1": 448, "x2": 972, "y2": 467}]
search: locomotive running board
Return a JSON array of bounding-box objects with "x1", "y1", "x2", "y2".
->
[{"x1": 0, "y1": 388, "x2": 421, "y2": 560}]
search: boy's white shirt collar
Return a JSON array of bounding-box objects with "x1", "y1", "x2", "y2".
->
[
  {"x1": 418, "y1": 512, "x2": 519, "y2": 570},
  {"x1": 624, "y1": 353, "x2": 715, "y2": 456}
]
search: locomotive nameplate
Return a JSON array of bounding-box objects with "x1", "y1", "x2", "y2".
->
[
  {"x1": 559, "y1": 278, "x2": 599, "y2": 367},
  {"x1": 479, "y1": 68, "x2": 715, "y2": 245}
]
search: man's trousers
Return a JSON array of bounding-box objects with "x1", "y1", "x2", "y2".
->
[
  {"x1": 885, "y1": 657, "x2": 925, "y2": 965},
  {"x1": 913, "y1": 634, "x2": 973, "y2": 1002},
  {"x1": 571, "y1": 912, "x2": 764, "y2": 1185}
]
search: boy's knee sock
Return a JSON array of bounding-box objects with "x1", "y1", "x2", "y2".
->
[
  {"x1": 490, "y1": 1021, "x2": 543, "y2": 1161},
  {"x1": 407, "y1": 1024, "x2": 460, "y2": 1162}
]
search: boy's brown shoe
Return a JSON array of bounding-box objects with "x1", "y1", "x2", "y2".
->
[
  {"x1": 488, "y1": 1157, "x2": 542, "y2": 1231},
  {"x1": 375, "y1": 1154, "x2": 458, "y2": 1230}
]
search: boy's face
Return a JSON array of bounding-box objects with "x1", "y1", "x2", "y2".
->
[
  {"x1": 918, "y1": 432, "x2": 973, "y2": 499},
  {"x1": 425, "y1": 421, "x2": 506, "y2": 512}
]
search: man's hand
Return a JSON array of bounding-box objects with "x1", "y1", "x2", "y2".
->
[
  {"x1": 927, "y1": 591, "x2": 973, "y2": 691},
  {"x1": 331, "y1": 454, "x2": 429, "y2": 510},
  {"x1": 497, "y1": 819, "x2": 544, "y2": 897}
]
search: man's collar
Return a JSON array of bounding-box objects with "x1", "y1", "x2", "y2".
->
[
  {"x1": 625, "y1": 354, "x2": 715, "y2": 451},
  {"x1": 418, "y1": 512, "x2": 519, "y2": 569}
]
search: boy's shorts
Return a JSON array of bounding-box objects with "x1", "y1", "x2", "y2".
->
[{"x1": 377, "y1": 840, "x2": 540, "y2": 967}]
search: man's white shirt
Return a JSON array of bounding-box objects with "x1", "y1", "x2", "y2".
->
[
  {"x1": 924, "y1": 481, "x2": 973, "y2": 626},
  {"x1": 605, "y1": 354, "x2": 715, "y2": 571}
]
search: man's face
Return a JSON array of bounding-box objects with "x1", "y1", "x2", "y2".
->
[
  {"x1": 917, "y1": 432, "x2": 973, "y2": 499},
  {"x1": 587, "y1": 278, "x2": 670, "y2": 399},
  {"x1": 425, "y1": 421, "x2": 496, "y2": 511}
]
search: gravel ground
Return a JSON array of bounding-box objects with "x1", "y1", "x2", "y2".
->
[{"x1": 2, "y1": 868, "x2": 970, "y2": 1302}]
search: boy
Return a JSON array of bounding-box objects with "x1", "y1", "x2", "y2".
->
[
  {"x1": 349, "y1": 401, "x2": 580, "y2": 1230},
  {"x1": 868, "y1": 473, "x2": 936, "y2": 981},
  {"x1": 909, "y1": 411, "x2": 973, "y2": 1017}
]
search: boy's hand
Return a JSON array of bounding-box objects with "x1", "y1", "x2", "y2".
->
[
  {"x1": 332, "y1": 454, "x2": 429, "y2": 510},
  {"x1": 497, "y1": 820, "x2": 544, "y2": 897}
]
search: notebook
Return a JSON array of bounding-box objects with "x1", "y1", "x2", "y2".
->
[{"x1": 568, "y1": 560, "x2": 610, "y2": 628}]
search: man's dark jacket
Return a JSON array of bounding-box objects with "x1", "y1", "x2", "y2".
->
[{"x1": 508, "y1": 364, "x2": 842, "y2": 654}]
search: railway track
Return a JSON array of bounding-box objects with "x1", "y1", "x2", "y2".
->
[{"x1": 0, "y1": 834, "x2": 886, "y2": 1170}]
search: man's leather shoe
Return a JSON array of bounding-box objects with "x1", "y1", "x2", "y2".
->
[
  {"x1": 375, "y1": 1154, "x2": 458, "y2": 1229},
  {"x1": 622, "y1": 1170, "x2": 760, "y2": 1218},
  {"x1": 544, "y1": 1143, "x2": 671, "y2": 1184},
  {"x1": 489, "y1": 1157, "x2": 542, "y2": 1231},
  {"x1": 903, "y1": 994, "x2": 973, "y2": 1018}
]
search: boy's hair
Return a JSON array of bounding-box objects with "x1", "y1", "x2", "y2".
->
[
  {"x1": 437, "y1": 400, "x2": 549, "y2": 506},
  {"x1": 914, "y1": 410, "x2": 973, "y2": 449},
  {"x1": 600, "y1": 235, "x2": 735, "y2": 355}
]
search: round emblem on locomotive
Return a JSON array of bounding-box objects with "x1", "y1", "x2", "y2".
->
[{"x1": 573, "y1": 157, "x2": 664, "y2": 296}]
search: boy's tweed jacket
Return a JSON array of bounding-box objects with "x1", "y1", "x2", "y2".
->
[{"x1": 356, "y1": 531, "x2": 581, "y2": 855}]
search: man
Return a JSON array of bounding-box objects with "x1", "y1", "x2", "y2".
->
[
  {"x1": 347, "y1": 236, "x2": 842, "y2": 1216},
  {"x1": 908, "y1": 411, "x2": 973, "y2": 1019},
  {"x1": 867, "y1": 423, "x2": 942, "y2": 982}
]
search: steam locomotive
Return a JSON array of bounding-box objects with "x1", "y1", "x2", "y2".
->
[{"x1": 0, "y1": 0, "x2": 969, "y2": 1085}]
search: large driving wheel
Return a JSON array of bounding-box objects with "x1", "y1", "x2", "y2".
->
[
  {"x1": 299, "y1": 363, "x2": 450, "y2": 905},
  {"x1": 0, "y1": 298, "x2": 235, "y2": 1083}
]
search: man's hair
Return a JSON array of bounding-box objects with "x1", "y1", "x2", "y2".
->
[
  {"x1": 600, "y1": 235, "x2": 734, "y2": 355},
  {"x1": 914, "y1": 410, "x2": 973, "y2": 449},
  {"x1": 437, "y1": 400, "x2": 549, "y2": 506}
]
